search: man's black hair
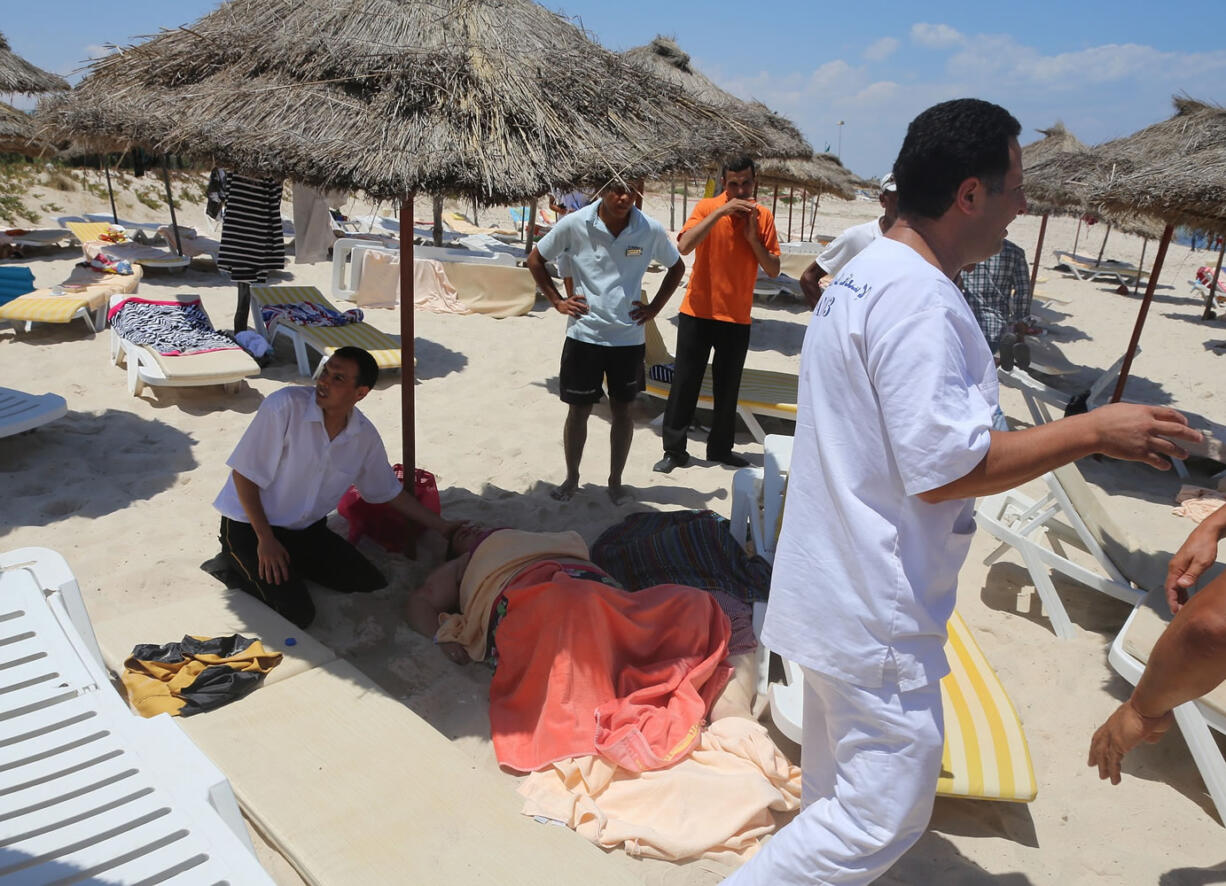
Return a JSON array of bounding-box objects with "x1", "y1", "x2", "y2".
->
[
  {"x1": 892, "y1": 98, "x2": 1021, "y2": 220},
  {"x1": 330, "y1": 346, "x2": 379, "y2": 389},
  {"x1": 721, "y1": 155, "x2": 756, "y2": 178}
]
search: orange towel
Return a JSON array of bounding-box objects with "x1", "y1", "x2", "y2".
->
[{"x1": 490, "y1": 574, "x2": 732, "y2": 773}]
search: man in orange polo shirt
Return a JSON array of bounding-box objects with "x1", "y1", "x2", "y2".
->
[{"x1": 654, "y1": 156, "x2": 781, "y2": 473}]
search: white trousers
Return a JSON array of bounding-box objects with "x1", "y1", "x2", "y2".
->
[{"x1": 723, "y1": 667, "x2": 943, "y2": 886}]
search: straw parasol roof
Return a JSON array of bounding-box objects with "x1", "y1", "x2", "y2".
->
[
  {"x1": 0, "y1": 32, "x2": 68, "y2": 95},
  {"x1": 0, "y1": 101, "x2": 43, "y2": 153},
  {"x1": 622, "y1": 36, "x2": 810, "y2": 160},
  {"x1": 756, "y1": 153, "x2": 858, "y2": 200},
  {"x1": 1077, "y1": 96, "x2": 1226, "y2": 234},
  {"x1": 38, "y1": 2, "x2": 762, "y2": 204},
  {"x1": 1023, "y1": 123, "x2": 1163, "y2": 240}
]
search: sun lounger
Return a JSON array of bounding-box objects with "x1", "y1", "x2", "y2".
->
[
  {"x1": 1108, "y1": 587, "x2": 1226, "y2": 825},
  {"x1": 0, "y1": 386, "x2": 66, "y2": 437},
  {"x1": 1, "y1": 227, "x2": 75, "y2": 250},
  {"x1": 86, "y1": 586, "x2": 642, "y2": 885},
  {"x1": 644, "y1": 318, "x2": 797, "y2": 444},
  {"x1": 249, "y1": 284, "x2": 401, "y2": 377},
  {"x1": 0, "y1": 263, "x2": 143, "y2": 335},
  {"x1": 108, "y1": 293, "x2": 260, "y2": 396},
  {"x1": 729, "y1": 436, "x2": 1037, "y2": 802},
  {"x1": 1052, "y1": 250, "x2": 1149, "y2": 286},
  {"x1": 974, "y1": 457, "x2": 1162, "y2": 639},
  {"x1": 0, "y1": 546, "x2": 276, "y2": 884},
  {"x1": 0, "y1": 264, "x2": 34, "y2": 306},
  {"x1": 65, "y1": 221, "x2": 191, "y2": 271},
  {"x1": 447, "y1": 210, "x2": 518, "y2": 239}
]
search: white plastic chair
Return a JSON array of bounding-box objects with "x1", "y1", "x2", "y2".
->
[{"x1": 0, "y1": 547, "x2": 276, "y2": 884}]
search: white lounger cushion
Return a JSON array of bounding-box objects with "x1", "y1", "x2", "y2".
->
[{"x1": 178, "y1": 658, "x2": 638, "y2": 885}]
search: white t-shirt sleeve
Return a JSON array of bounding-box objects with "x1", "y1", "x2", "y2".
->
[
  {"x1": 226, "y1": 393, "x2": 291, "y2": 488},
  {"x1": 869, "y1": 305, "x2": 993, "y2": 496}
]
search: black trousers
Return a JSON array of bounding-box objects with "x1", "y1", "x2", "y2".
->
[
  {"x1": 661, "y1": 313, "x2": 752, "y2": 458},
  {"x1": 219, "y1": 516, "x2": 386, "y2": 629}
]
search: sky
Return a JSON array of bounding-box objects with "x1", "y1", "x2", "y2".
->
[{"x1": 6, "y1": 0, "x2": 1226, "y2": 179}]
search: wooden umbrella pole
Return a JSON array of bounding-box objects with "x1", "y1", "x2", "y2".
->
[
  {"x1": 786, "y1": 187, "x2": 794, "y2": 242},
  {"x1": 682, "y1": 179, "x2": 689, "y2": 220},
  {"x1": 525, "y1": 196, "x2": 540, "y2": 254},
  {"x1": 431, "y1": 194, "x2": 444, "y2": 247},
  {"x1": 799, "y1": 190, "x2": 807, "y2": 242},
  {"x1": 771, "y1": 184, "x2": 778, "y2": 218},
  {"x1": 1203, "y1": 236, "x2": 1226, "y2": 321},
  {"x1": 160, "y1": 155, "x2": 183, "y2": 256},
  {"x1": 1111, "y1": 223, "x2": 1173, "y2": 403},
  {"x1": 809, "y1": 193, "x2": 819, "y2": 240},
  {"x1": 1095, "y1": 223, "x2": 1112, "y2": 267},
  {"x1": 1133, "y1": 238, "x2": 1149, "y2": 297},
  {"x1": 669, "y1": 178, "x2": 675, "y2": 231},
  {"x1": 103, "y1": 161, "x2": 118, "y2": 224},
  {"x1": 1072, "y1": 217, "x2": 1083, "y2": 256},
  {"x1": 399, "y1": 195, "x2": 417, "y2": 496},
  {"x1": 1029, "y1": 213, "x2": 1048, "y2": 292}
]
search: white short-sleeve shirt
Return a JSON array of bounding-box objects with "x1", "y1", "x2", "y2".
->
[
  {"x1": 536, "y1": 201, "x2": 680, "y2": 347},
  {"x1": 213, "y1": 386, "x2": 402, "y2": 530},
  {"x1": 817, "y1": 218, "x2": 883, "y2": 278},
  {"x1": 762, "y1": 238, "x2": 998, "y2": 691}
]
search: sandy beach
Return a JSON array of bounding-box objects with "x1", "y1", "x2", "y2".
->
[{"x1": 3, "y1": 170, "x2": 1226, "y2": 885}]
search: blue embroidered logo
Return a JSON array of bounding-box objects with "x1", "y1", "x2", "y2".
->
[{"x1": 817, "y1": 272, "x2": 871, "y2": 317}]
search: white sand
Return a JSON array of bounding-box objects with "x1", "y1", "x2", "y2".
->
[{"x1": 3, "y1": 170, "x2": 1226, "y2": 885}]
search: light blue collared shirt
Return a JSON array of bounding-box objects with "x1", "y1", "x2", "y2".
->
[{"x1": 537, "y1": 200, "x2": 679, "y2": 347}]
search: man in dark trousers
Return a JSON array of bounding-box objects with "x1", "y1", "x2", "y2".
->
[{"x1": 654, "y1": 156, "x2": 780, "y2": 474}]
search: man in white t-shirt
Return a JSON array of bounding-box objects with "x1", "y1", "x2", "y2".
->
[
  {"x1": 797, "y1": 173, "x2": 898, "y2": 309},
  {"x1": 724, "y1": 99, "x2": 1201, "y2": 886}
]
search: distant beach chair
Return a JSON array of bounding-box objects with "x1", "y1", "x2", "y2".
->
[
  {"x1": 108, "y1": 293, "x2": 260, "y2": 397},
  {"x1": 1052, "y1": 250, "x2": 1149, "y2": 286},
  {"x1": 0, "y1": 263, "x2": 143, "y2": 335},
  {"x1": 0, "y1": 386, "x2": 66, "y2": 438},
  {"x1": 65, "y1": 220, "x2": 191, "y2": 271},
  {"x1": 0, "y1": 546, "x2": 276, "y2": 884},
  {"x1": 729, "y1": 435, "x2": 1037, "y2": 802},
  {"x1": 0, "y1": 227, "x2": 76, "y2": 251},
  {"x1": 249, "y1": 284, "x2": 401, "y2": 377},
  {"x1": 1108, "y1": 587, "x2": 1226, "y2": 825},
  {"x1": 643, "y1": 318, "x2": 797, "y2": 444}
]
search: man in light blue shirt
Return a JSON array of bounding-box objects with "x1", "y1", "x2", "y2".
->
[{"x1": 528, "y1": 181, "x2": 685, "y2": 504}]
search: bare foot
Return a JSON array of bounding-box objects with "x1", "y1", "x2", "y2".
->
[
  {"x1": 551, "y1": 479, "x2": 579, "y2": 501},
  {"x1": 607, "y1": 483, "x2": 633, "y2": 505}
]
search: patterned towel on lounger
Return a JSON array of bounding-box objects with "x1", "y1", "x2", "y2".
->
[{"x1": 108, "y1": 296, "x2": 238, "y2": 356}]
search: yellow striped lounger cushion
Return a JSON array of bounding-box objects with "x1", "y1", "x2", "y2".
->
[
  {"x1": 937, "y1": 611, "x2": 1037, "y2": 801},
  {"x1": 645, "y1": 368, "x2": 798, "y2": 418},
  {"x1": 250, "y1": 285, "x2": 402, "y2": 370}
]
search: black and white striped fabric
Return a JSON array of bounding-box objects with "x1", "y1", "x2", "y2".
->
[
  {"x1": 111, "y1": 297, "x2": 238, "y2": 356},
  {"x1": 217, "y1": 174, "x2": 285, "y2": 283}
]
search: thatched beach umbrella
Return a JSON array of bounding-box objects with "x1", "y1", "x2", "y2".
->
[
  {"x1": 0, "y1": 32, "x2": 68, "y2": 96},
  {"x1": 0, "y1": 101, "x2": 44, "y2": 153},
  {"x1": 757, "y1": 153, "x2": 859, "y2": 241},
  {"x1": 1069, "y1": 97, "x2": 1226, "y2": 401},
  {"x1": 39, "y1": 0, "x2": 759, "y2": 485},
  {"x1": 1022, "y1": 123, "x2": 1088, "y2": 288},
  {"x1": 623, "y1": 36, "x2": 810, "y2": 222}
]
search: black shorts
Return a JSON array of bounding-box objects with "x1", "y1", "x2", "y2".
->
[{"x1": 558, "y1": 337, "x2": 645, "y2": 405}]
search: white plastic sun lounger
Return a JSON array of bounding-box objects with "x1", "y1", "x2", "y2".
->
[
  {"x1": 0, "y1": 546, "x2": 276, "y2": 884},
  {"x1": 1108, "y1": 587, "x2": 1226, "y2": 825},
  {"x1": 108, "y1": 294, "x2": 259, "y2": 397},
  {"x1": 0, "y1": 387, "x2": 67, "y2": 438},
  {"x1": 728, "y1": 436, "x2": 1037, "y2": 802}
]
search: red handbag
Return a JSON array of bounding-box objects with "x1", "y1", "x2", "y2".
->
[{"x1": 337, "y1": 464, "x2": 440, "y2": 551}]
